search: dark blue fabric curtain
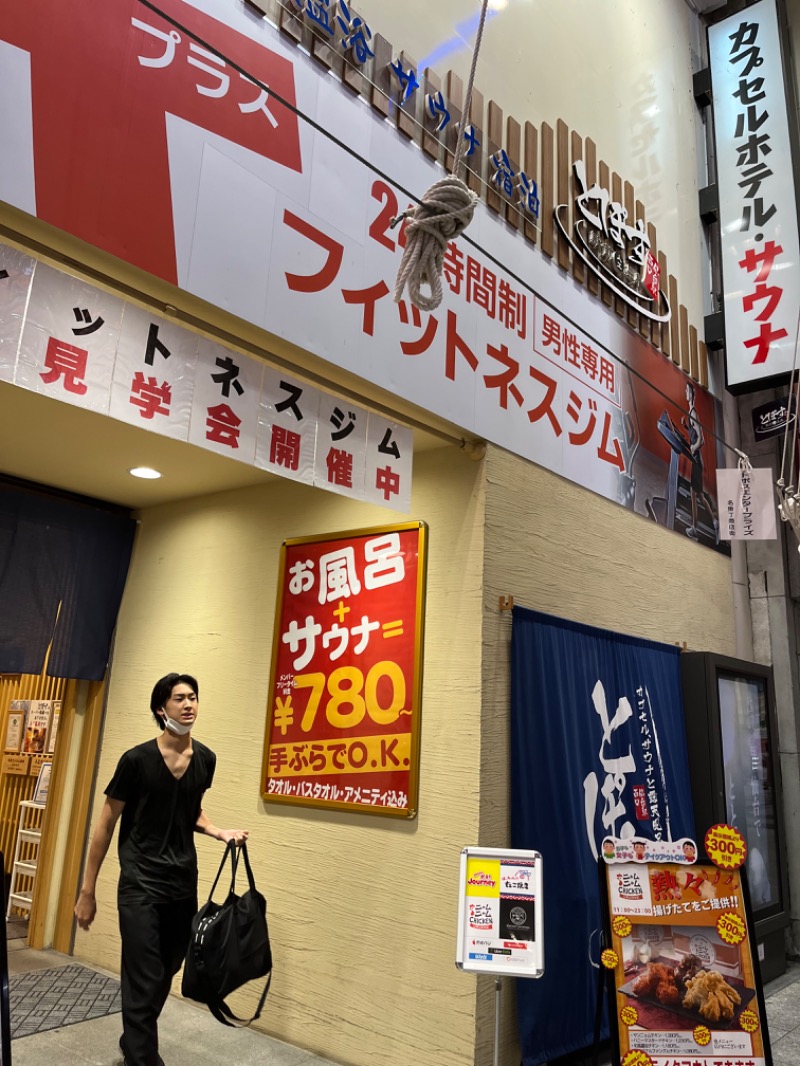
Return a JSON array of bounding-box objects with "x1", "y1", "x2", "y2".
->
[
  {"x1": 511, "y1": 606, "x2": 694, "y2": 1066},
  {"x1": 0, "y1": 485, "x2": 135, "y2": 680}
]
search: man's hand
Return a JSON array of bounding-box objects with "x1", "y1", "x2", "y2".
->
[
  {"x1": 218, "y1": 828, "x2": 249, "y2": 846},
  {"x1": 74, "y1": 890, "x2": 97, "y2": 931}
]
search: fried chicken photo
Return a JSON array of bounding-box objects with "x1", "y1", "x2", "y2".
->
[
  {"x1": 674, "y1": 953, "x2": 704, "y2": 992},
  {"x1": 682, "y1": 970, "x2": 742, "y2": 1022},
  {"x1": 632, "y1": 962, "x2": 680, "y2": 1005}
]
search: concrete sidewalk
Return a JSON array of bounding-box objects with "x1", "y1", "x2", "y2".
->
[
  {"x1": 7, "y1": 936, "x2": 800, "y2": 1065},
  {"x1": 6, "y1": 938, "x2": 338, "y2": 1066}
]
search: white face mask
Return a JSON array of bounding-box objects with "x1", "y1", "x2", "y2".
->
[{"x1": 162, "y1": 714, "x2": 193, "y2": 736}]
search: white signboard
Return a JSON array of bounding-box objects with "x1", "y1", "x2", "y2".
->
[
  {"x1": 717, "y1": 465, "x2": 778, "y2": 539},
  {"x1": 710, "y1": 0, "x2": 800, "y2": 389},
  {"x1": 456, "y1": 846, "x2": 544, "y2": 978}
]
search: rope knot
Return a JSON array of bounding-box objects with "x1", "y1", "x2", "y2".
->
[{"x1": 393, "y1": 176, "x2": 479, "y2": 312}]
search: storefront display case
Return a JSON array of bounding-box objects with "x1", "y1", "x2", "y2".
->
[{"x1": 681, "y1": 652, "x2": 789, "y2": 982}]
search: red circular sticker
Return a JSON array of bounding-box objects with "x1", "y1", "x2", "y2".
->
[{"x1": 704, "y1": 824, "x2": 747, "y2": 869}]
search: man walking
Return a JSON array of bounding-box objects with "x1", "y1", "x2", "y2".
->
[{"x1": 74, "y1": 673, "x2": 248, "y2": 1066}]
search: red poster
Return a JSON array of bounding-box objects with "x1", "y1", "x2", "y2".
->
[{"x1": 262, "y1": 523, "x2": 427, "y2": 817}]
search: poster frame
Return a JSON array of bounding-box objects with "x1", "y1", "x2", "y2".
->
[
  {"x1": 599, "y1": 856, "x2": 773, "y2": 1066},
  {"x1": 261, "y1": 520, "x2": 428, "y2": 819}
]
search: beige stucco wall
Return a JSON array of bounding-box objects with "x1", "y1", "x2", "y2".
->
[
  {"x1": 73, "y1": 444, "x2": 487, "y2": 1066},
  {"x1": 476, "y1": 443, "x2": 737, "y2": 1065}
]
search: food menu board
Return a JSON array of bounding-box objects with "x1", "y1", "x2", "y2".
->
[
  {"x1": 601, "y1": 862, "x2": 771, "y2": 1066},
  {"x1": 455, "y1": 847, "x2": 544, "y2": 978}
]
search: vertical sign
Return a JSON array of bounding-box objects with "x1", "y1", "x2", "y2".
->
[
  {"x1": 456, "y1": 847, "x2": 544, "y2": 978},
  {"x1": 262, "y1": 522, "x2": 427, "y2": 817},
  {"x1": 709, "y1": 0, "x2": 800, "y2": 390},
  {"x1": 601, "y1": 861, "x2": 771, "y2": 1066}
]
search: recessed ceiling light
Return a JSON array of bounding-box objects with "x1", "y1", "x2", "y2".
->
[{"x1": 129, "y1": 466, "x2": 162, "y2": 480}]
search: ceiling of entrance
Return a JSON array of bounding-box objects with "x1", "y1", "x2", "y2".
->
[{"x1": 0, "y1": 380, "x2": 449, "y2": 511}]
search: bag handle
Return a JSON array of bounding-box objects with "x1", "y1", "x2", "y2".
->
[
  {"x1": 206, "y1": 970, "x2": 272, "y2": 1028},
  {"x1": 207, "y1": 840, "x2": 237, "y2": 902}
]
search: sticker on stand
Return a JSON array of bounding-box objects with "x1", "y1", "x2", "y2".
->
[
  {"x1": 619, "y1": 1004, "x2": 638, "y2": 1026},
  {"x1": 621, "y1": 1051, "x2": 654, "y2": 1066},
  {"x1": 717, "y1": 911, "x2": 747, "y2": 946},
  {"x1": 693, "y1": 1024, "x2": 711, "y2": 1046},
  {"x1": 601, "y1": 836, "x2": 697, "y2": 864},
  {"x1": 601, "y1": 949, "x2": 619, "y2": 969},
  {"x1": 612, "y1": 916, "x2": 632, "y2": 938},
  {"x1": 739, "y1": 1008, "x2": 760, "y2": 1033},
  {"x1": 704, "y1": 824, "x2": 747, "y2": 869}
]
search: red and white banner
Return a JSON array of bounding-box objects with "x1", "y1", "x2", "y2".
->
[
  {"x1": 262, "y1": 523, "x2": 427, "y2": 817},
  {"x1": 0, "y1": 0, "x2": 721, "y2": 544}
]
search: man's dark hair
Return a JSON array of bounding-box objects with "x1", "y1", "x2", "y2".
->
[{"x1": 150, "y1": 673, "x2": 199, "y2": 729}]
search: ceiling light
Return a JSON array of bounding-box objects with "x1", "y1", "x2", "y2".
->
[{"x1": 129, "y1": 466, "x2": 162, "y2": 480}]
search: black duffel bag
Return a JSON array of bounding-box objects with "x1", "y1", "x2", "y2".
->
[{"x1": 182, "y1": 840, "x2": 272, "y2": 1026}]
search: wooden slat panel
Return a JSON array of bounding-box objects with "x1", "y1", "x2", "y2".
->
[
  {"x1": 505, "y1": 116, "x2": 522, "y2": 231},
  {"x1": 486, "y1": 100, "x2": 504, "y2": 215},
  {"x1": 556, "y1": 119, "x2": 570, "y2": 272},
  {"x1": 444, "y1": 71, "x2": 463, "y2": 174},
  {"x1": 623, "y1": 182, "x2": 638, "y2": 328},
  {"x1": 421, "y1": 69, "x2": 443, "y2": 164},
  {"x1": 585, "y1": 139, "x2": 599, "y2": 296},
  {"x1": 611, "y1": 173, "x2": 626, "y2": 319},
  {"x1": 669, "y1": 275, "x2": 681, "y2": 365},
  {"x1": 523, "y1": 121, "x2": 538, "y2": 246},
  {"x1": 395, "y1": 52, "x2": 418, "y2": 140},
  {"x1": 689, "y1": 324, "x2": 699, "y2": 380},
  {"x1": 658, "y1": 251, "x2": 670, "y2": 357},
  {"x1": 370, "y1": 34, "x2": 393, "y2": 118},
  {"x1": 310, "y1": 23, "x2": 344, "y2": 79},
  {"x1": 680, "y1": 304, "x2": 691, "y2": 373},
  {"x1": 571, "y1": 132, "x2": 585, "y2": 284},
  {"x1": 646, "y1": 221, "x2": 658, "y2": 348},
  {"x1": 278, "y1": 2, "x2": 309, "y2": 46},
  {"x1": 540, "y1": 123, "x2": 555, "y2": 259},
  {"x1": 464, "y1": 86, "x2": 485, "y2": 196},
  {"x1": 340, "y1": 8, "x2": 365, "y2": 95},
  {"x1": 598, "y1": 162, "x2": 613, "y2": 306},
  {"x1": 698, "y1": 341, "x2": 709, "y2": 389}
]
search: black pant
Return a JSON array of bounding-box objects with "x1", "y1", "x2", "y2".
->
[{"x1": 118, "y1": 896, "x2": 196, "y2": 1066}]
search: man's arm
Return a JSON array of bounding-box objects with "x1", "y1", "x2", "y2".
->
[
  {"x1": 195, "y1": 808, "x2": 249, "y2": 846},
  {"x1": 74, "y1": 796, "x2": 125, "y2": 930}
]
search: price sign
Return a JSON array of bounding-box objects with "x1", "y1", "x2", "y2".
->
[
  {"x1": 704, "y1": 823, "x2": 747, "y2": 870},
  {"x1": 261, "y1": 522, "x2": 427, "y2": 817}
]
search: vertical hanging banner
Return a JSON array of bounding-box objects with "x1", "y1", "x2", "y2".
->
[
  {"x1": 601, "y1": 861, "x2": 771, "y2": 1066},
  {"x1": 262, "y1": 522, "x2": 427, "y2": 817},
  {"x1": 511, "y1": 607, "x2": 696, "y2": 1066},
  {"x1": 716, "y1": 464, "x2": 778, "y2": 540},
  {"x1": 709, "y1": 0, "x2": 800, "y2": 390}
]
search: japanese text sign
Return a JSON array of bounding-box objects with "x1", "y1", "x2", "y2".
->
[
  {"x1": 710, "y1": 0, "x2": 800, "y2": 390},
  {"x1": 455, "y1": 847, "x2": 544, "y2": 979},
  {"x1": 601, "y1": 861, "x2": 771, "y2": 1066},
  {"x1": 0, "y1": 244, "x2": 414, "y2": 510},
  {"x1": 261, "y1": 522, "x2": 427, "y2": 817},
  {"x1": 716, "y1": 466, "x2": 777, "y2": 540}
]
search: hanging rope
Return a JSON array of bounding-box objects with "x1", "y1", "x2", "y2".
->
[{"x1": 393, "y1": 0, "x2": 490, "y2": 311}]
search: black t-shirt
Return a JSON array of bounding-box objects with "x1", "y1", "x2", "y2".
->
[{"x1": 106, "y1": 738, "x2": 216, "y2": 903}]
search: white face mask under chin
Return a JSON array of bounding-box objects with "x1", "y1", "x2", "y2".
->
[{"x1": 162, "y1": 715, "x2": 193, "y2": 736}]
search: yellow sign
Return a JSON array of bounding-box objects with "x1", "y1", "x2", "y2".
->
[
  {"x1": 601, "y1": 949, "x2": 618, "y2": 970},
  {"x1": 619, "y1": 1005, "x2": 638, "y2": 1026},
  {"x1": 717, "y1": 911, "x2": 747, "y2": 946},
  {"x1": 739, "y1": 1008, "x2": 760, "y2": 1033},
  {"x1": 692, "y1": 1025, "x2": 711, "y2": 1046},
  {"x1": 464, "y1": 857, "x2": 501, "y2": 898},
  {"x1": 704, "y1": 823, "x2": 747, "y2": 869},
  {"x1": 621, "y1": 1051, "x2": 653, "y2": 1066},
  {"x1": 612, "y1": 916, "x2": 632, "y2": 938}
]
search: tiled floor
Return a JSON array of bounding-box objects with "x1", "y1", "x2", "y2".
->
[{"x1": 6, "y1": 935, "x2": 800, "y2": 1064}]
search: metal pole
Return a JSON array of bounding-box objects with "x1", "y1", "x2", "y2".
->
[{"x1": 493, "y1": 977, "x2": 502, "y2": 1066}]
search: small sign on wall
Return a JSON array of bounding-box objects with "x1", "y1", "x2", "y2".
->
[{"x1": 2, "y1": 754, "x2": 30, "y2": 776}]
